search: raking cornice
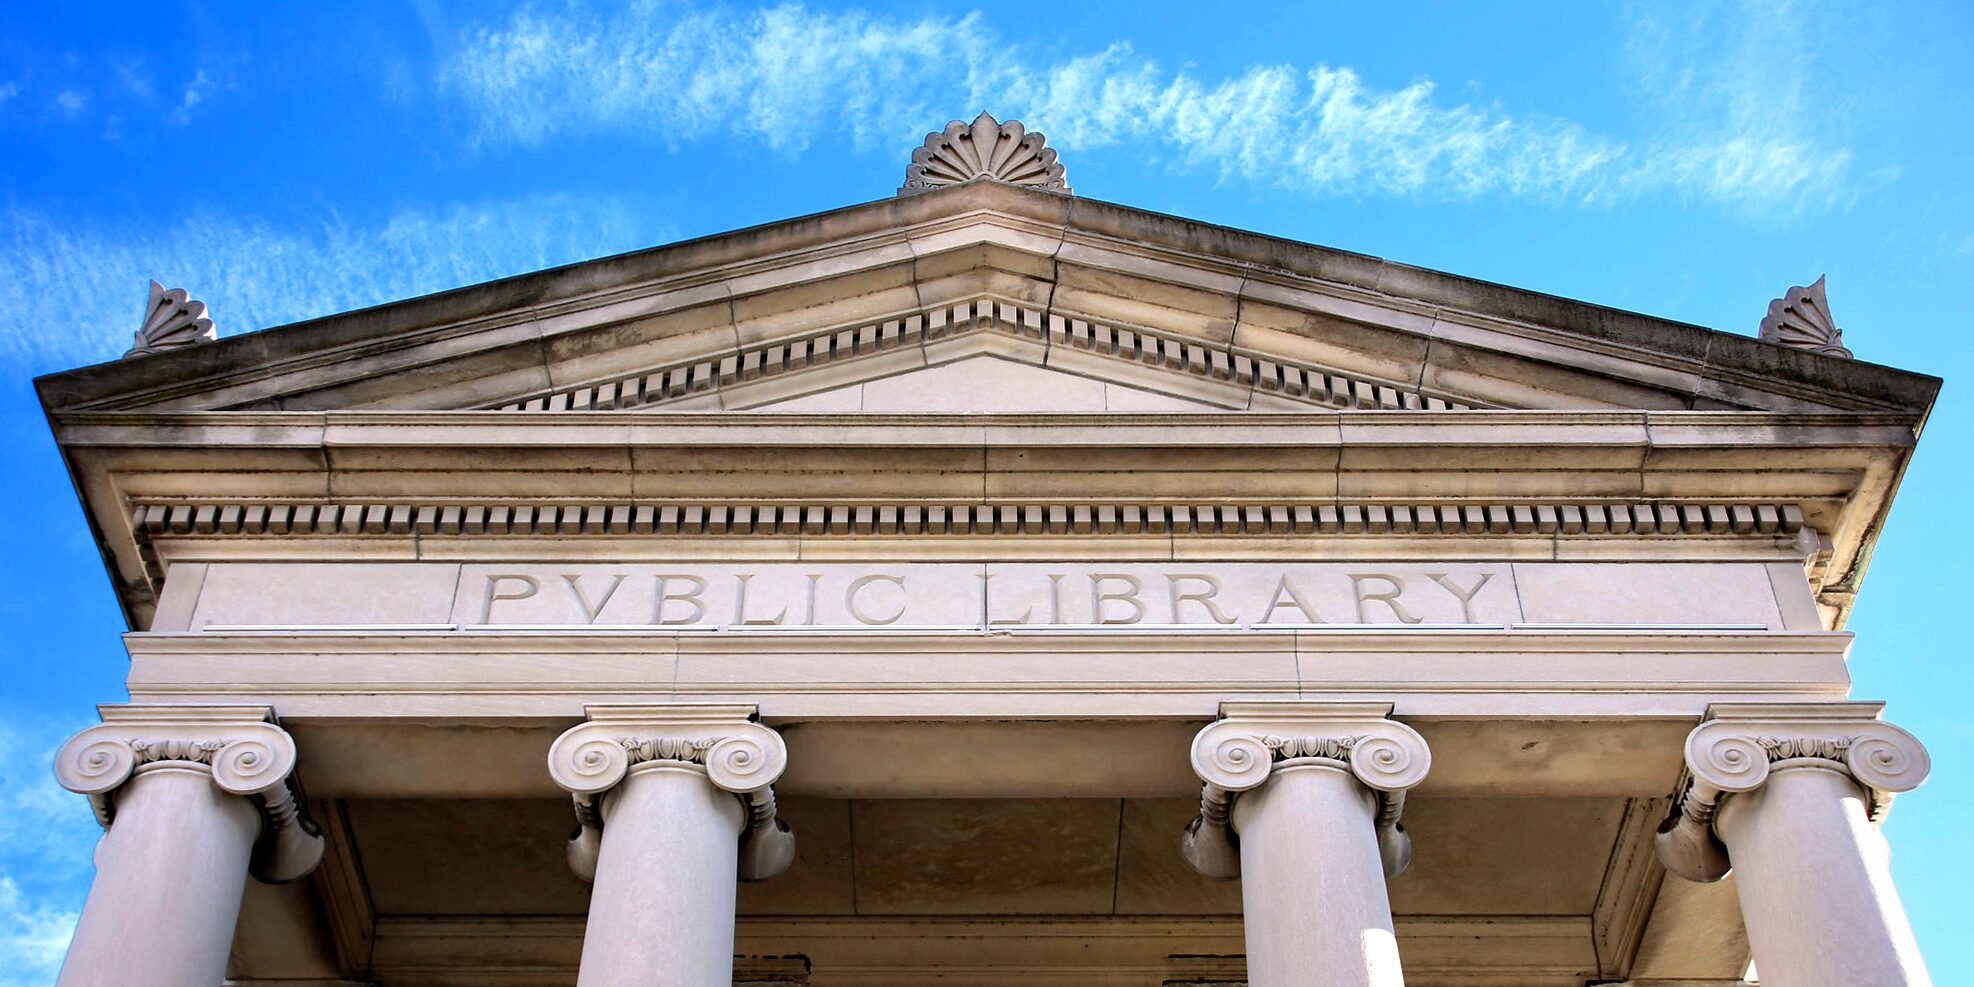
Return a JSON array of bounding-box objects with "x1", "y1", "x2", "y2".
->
[{"x1": 35, "y1": 182, "x2": 1939, "y2": 418}]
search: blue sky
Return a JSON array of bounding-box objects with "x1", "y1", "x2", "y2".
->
[{"x1": 2, "y1": 0, "x2": 1970, "y2": 981}]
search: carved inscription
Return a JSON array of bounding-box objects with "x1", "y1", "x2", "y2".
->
[{"x1": 456, "y1": 564, "x2": 1519, "y2": 628}]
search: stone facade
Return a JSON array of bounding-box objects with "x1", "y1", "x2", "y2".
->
[{"x1": 36, "y1": 126, "x2": 1942, "y2": 986}]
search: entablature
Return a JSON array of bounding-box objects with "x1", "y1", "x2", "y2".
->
[{"x1": 54, "y1": 409, "x2": 1912, "y2": 631}]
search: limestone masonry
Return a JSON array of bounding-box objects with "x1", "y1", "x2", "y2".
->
[{"x1": 35, "y1": 115, "x2": 1942, "y2": 986}]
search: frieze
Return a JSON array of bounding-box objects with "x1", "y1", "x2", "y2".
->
[{"x1": 449, "y1": 563, "x2": 1520, "y2": 629}]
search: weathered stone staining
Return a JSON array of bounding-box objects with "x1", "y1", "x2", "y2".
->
[
  {"x1": 1759, "y1": 274, "x2": 1853, "y2": 358},
  {"x1": 36, "y1": 116, "x2": 1944, "y2": 986},
  {"x1": 124, "y1": 278, "x2": 216, "y2": 358},
  {"x1": 900, "y1": 111, "x2": 1070, "y2": 195}
]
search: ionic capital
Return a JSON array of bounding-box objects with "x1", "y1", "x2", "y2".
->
[
  {"x1": 1182, "y1": 701, "x2": 1431, "y2": 880},
  {"x1": 548, "y1": 704, "x2": 794, "y2": 882},
  {"x1": 1655, "y1": 702, "x2": 1930, "y2": 883},
  {"x1": 52, "y1": 705, "x2": 323, "y2": 883}
]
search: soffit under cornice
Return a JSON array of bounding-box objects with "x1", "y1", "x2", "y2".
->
[{"x1": 34, "y1": 182, "x2": 1940, "y2": 419}]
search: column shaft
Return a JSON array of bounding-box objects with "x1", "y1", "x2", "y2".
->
[
  {"x1": 577, "y1": 761, "x2": 745, "y2": 987},
  {"x1": 1715, "y1": 761, "x2": 1931, "y2": 987},
  {"x1": 56, "y1": 764, "x2": 261, "y2": 987},
  {"x1": 1232, "y1": 759, "x2": 1406, "y2": 987}
]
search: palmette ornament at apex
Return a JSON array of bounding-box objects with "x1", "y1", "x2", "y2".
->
[
  {"x1": 125, "y1": 279, "x2": 217, "y2": 358},
  {"x1": 900, "y1": 112, "x2": 1070, "y2": 195},
  {"x1": 1757, "y1": 275, "x2": 1852, "y2": 358}
]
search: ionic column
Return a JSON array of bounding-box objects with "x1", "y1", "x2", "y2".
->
[
  {"x1": 1181, "y1": 702, "x2": 1431, "y2": 987},
  {"x1": 1655, "y1": 702, "x2": 1932, "y2": 987},
  {"x1": 548, "y1": 704, "x2": 795, "y2": 987},
  {"x1": 52, "y1": 705, "x2": 323, "y2": 987}
]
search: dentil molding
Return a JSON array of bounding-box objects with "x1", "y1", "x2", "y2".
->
[
  {"x1": 1654, "y1": 701, "x2": 1929, "y2": 883},
  {"x1": 1182, "y1": 701, "x2": 1431, "y2": 880},
  {"x1": 489, "y1": 298, "x2": 1473, "y2": 414},
  {"x1": 547, "y1": 703, "x2": 794, "y2": 883},
  {"x1": 53, "y1": 704, "x2": 324, "y2": 883},
  {"x1": 131, "y1": 498, "x2": 1807, "y2": 539}
]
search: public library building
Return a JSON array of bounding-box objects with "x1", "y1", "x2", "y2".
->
[{"x1": 37, "y1": 115, "x2": 1941, "y2": 986}]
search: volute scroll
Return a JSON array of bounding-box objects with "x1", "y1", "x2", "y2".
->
[
  {"x1": 549, "y1": 704, "x2": 795, "y2": 883},
  {"x1": 1181, "y1": 701, "x2": 1431, "y2": 881},
  {"x1": 52, "y1": 705, "x2": 324, "y2": 883},
  {"x1": 1656, "y1": 703, "x2": 1930, "y2": 883}
]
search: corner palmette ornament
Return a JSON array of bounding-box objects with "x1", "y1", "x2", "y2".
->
[
  {"x1": 1758, "y1": 274, "x2": 1852, "y2": 358},
  {"x1": 900, "y1": 112, "x2": 1070, "y2": 196},
  {"x1": 124, "y1": 278, "x2": 217, "y2": 358},
  {"x1": 1182, "y1": 703, "x2": 1430, "y2": 880},
  {"x1": 1654, "y1": 707, "x2": 1929, "y2": 883},
  {"x1": 549, "y1": 705, "x2": 795, "y2": 883},
  {"x1": 53, "y1": 706, "x2": 324, "y2": 883}
]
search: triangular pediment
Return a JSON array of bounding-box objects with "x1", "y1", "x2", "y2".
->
[{"x1": 36, "y1": 180, "x2": 1936, "y2": 417}]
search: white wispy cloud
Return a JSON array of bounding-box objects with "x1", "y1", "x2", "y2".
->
[
  {"x1": 0, "y1": 877, "x2": 77, "y2": 987},
  {"x1": 168, "y1": 69, "x2": 213, "y2": 126},
  {"x1": 52, "y1": 90, "x2": 88, "y2": 119},
  {"x1": 0, "y1": 194, "x2": 667, "y2": 372},
  {"x1": 440, "y1": 1, "x2": 1864, "y2": 209},
  {"x1": 1621, "y1": 0, "x2": 1870, "y2": 207},
  {"x1": 0, "y1": 715, "x2": 96, "y2": 987},
  {"x1": 0, "y1": 82, "x2": 18, "y2": 106}
]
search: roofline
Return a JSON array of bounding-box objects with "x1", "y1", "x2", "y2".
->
[{"x1": 34, "y1": 180, "x2": 1941, "y2": 417}]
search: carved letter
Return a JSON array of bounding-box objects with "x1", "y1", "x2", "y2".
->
[
  {"x1": 803, "y1": 573, "x2": 822, "y2": 625},
  {"x1": 731, "y1": 574, "x2": 787, "y2": 626},
  {"x1": 1351, "y1": 574, "x2": 1422, "y2": 624},
  {"x1": 563, "y1": 573, "x2": 627, "y2": 624},
  {"x1": 1260, "y1": 574, "x2": 1325, "y2": 624},
  {"x1": 846, "y1": 574, "x2": 907, "y2": 625},
  {"x1": 980, "y1": 573, "x2": 1034, "y2": 626},
  {"x1": 1090, "y1": 574, "x2": 1146, "y2": 624},
  {"x1": 1168, "y1": 574, "x2": 1238, "y2": 625},
  {"x1": 1427, "y1": 573, "x2": 1494, "y2": 623},
  {"x1": 652, "y1": 574, "x2": 709, "y2": 625},
  {"x1": 481, "y1": 574, "x2": 540, "y2": 623}
]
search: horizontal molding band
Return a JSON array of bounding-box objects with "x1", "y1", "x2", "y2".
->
[
  {"x1": 132, "y1": 501, "x2": 1806, "y2": 538},
  {"x1": 490, "y1": 296, "x2": 1481, "y2": 413}
]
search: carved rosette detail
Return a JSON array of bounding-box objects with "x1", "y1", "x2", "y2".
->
[
  {"x1": 53, "y1": 709, "x2": 324, "y2": 883},
  {"x1": 900, "y1": 112, "x2": 1070, "y2": 196},
  {"x1": 124, "y1": 279, "x2": 217, "y2": 358},
  {"x1": 548, "y1": 705, "x2": 794, "y2": 883},
  {"x1": 1656, "y1": 706, "x2": 1930, "y2": 883},
  {"x1": 1757, "y1": 275, "x2": 1851, "y2": 358},
  {"x1": 1182, "y1": 703, "x2": 1431, "y2": 881}
]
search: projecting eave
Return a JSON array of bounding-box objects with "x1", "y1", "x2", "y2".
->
[{"x1": 34, "y1": 179, "x2": 1941, "y2": 419}]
